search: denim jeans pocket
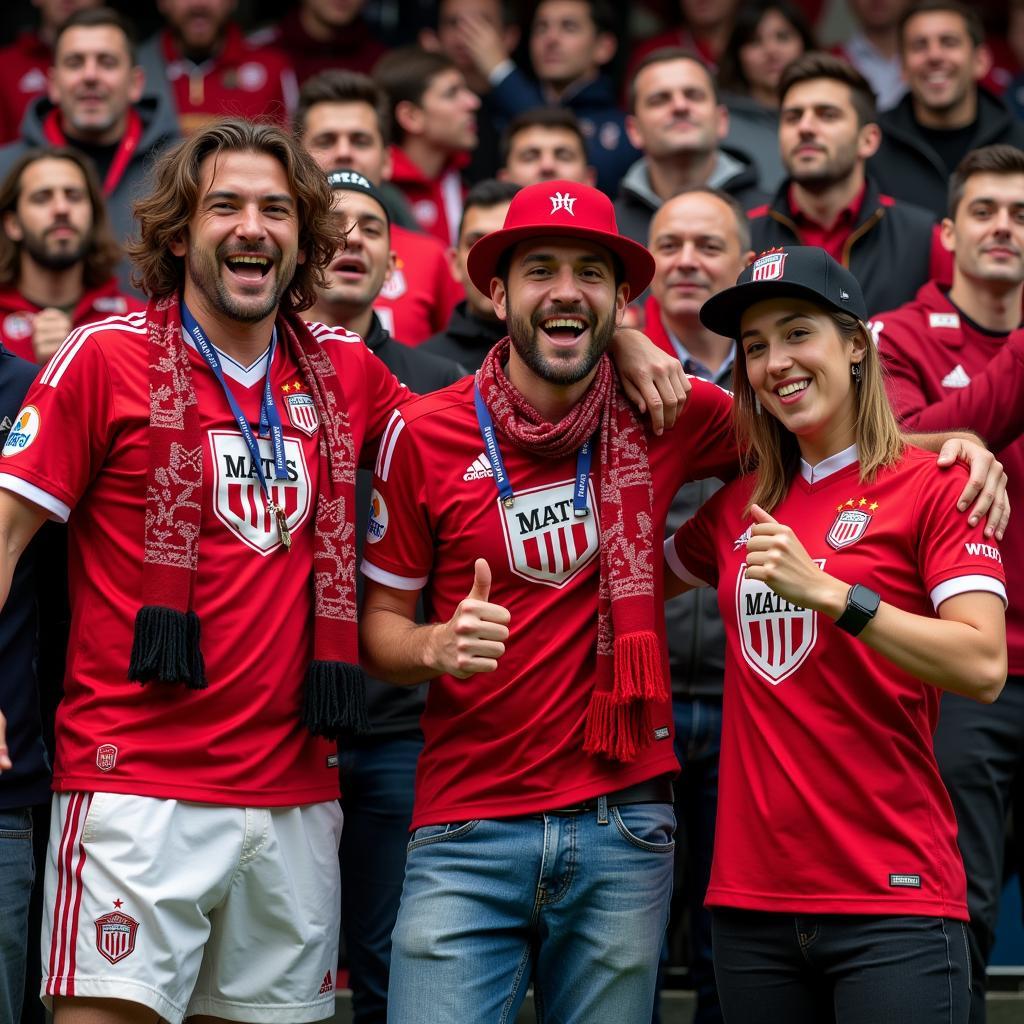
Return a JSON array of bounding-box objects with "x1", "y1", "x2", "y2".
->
[
  {"x1": 611, "y1": 803, "x2": 676, "y2": 852},
  {"x1": 0, "y1": 811, "x2": 32, "y2": 841},
  {"x1": 407, "y1": 819, "x2": 481, "y2": 851}
]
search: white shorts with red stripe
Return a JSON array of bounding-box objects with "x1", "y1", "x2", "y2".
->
[{"x1": 41, "y1": 792, "x2": 343, "y2": 1023}]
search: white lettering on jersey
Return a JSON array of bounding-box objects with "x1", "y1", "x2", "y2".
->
[
  {"x1": 929, "y1": 312, "x2": 960, "y2": 329},
  {"x1": 965, "y1": 542, "x2": 1002, "y2": 563},
  {"x1": 463, "y1": 452, "x2": 494, "y2": 480},
  {"x1": 735, "y1": 566, "x2": 817, "y2": 685},
  {"x1": 499, "y1": 478, "x2": 600, "y2": 588},
  {"x1": 209, "y1": 430, "x2": 311, "y2": 555}
]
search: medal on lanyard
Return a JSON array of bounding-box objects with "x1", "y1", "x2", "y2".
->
[
  {"x1": 182, "y1": 302, "x2": 294, "y2": 551},
  {"x1": 473, "y1": 383, "x2": 593, "y2": 516}
]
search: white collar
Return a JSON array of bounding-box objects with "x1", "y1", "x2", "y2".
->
[
  {"x1": 800, "y1": 444, "x2": 858, "y2": 483},
  {"x1": 181, "y1": 326, "x2": 273, "y2": 387}
]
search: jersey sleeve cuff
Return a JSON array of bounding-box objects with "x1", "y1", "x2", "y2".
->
[
  {"x1": 930, "y1": 574, "x2": 1007, "y2": 611},
  {"x1": 0, "y1": 473, "x2": 71, "y2": 522},
  {"x1": 663, "y1": 537, "x2": 709, "y2": 588},
  {"x1": 360, "y1": 558, "x2": 429, "y2": 591}
]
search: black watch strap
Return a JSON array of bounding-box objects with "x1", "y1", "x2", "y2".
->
[{"x1": 835, "y1": 584, "x2": 881, "y2": 637}]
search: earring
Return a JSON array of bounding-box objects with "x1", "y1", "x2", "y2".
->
[
  {"x1": 851, "y1": 363, "x2": 863, "y2": 383},
  {"x1": 754, "y1": 395, "x2": 762, "y2": 415}
]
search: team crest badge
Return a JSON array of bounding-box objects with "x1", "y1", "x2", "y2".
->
[
  {"x1": 95, "y1": 911, "x2": 138, "y2": 965},
  {"x1": 827, "y1": 508, "x2": 872, "y2": 550},
  {"x1": 3, "y1": 312, "x2": 33, "y2": 341},
  {"x1": 735, "y1": 565, "x2": 819, "y2": 685},
  {"x1": 95, "y1": 744, "x2": 118, "y2": 772},
  {"x1": 285, "y1": 393, "x2": 319, "y2": 436},
  {"x1": 209, "y1": 430, "x2": 311, "y2": 555},
  {"x1": 379, "y1": 266, "x2": 407, "y2": 300},
  {"x1": 499, "y1": 478, "x2": 599, "y2": 588},
  {"x1": 751, "y1": 249, "x2": 787, "y2": 281}
]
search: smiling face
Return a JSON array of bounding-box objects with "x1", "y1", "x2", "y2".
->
[
  {"x1": 740, "y1": 297, "x2": 865, "y2": 462},
  {"x1": 901, "y1": 10, "x2": 985, "y2": 118},
  {"x1": 171, "y1": 150, "x2": 302, "y2": 325},
  {"x1": 318, "y1": 190, "x2": 393, "y2": 313},
  {"x1": 3, "y1": 157, "x2": 94, "y2": 271},
  {"x1": 945, "y1": 171, "x2": 1024, "y2": 287},
  {"x1": 491, "y1": 238, "x2": 627, "y2": 389}
]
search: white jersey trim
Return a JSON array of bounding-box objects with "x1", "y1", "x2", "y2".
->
[
  {"x1": 360, "y1": 558, "x2": 428, "y2": 591},
  {"x1": 0, "y1": 473, "x2": 70, "y2": 522},
  {"x1": 306, "y1": 321, "x2": 364, "y2": 345},
  {"x1": 930, "y1": 575, "x2": 1007, "y2": 611},
  {"x1": 42, "y1": 313, "x2": 147, "y2": 389},
  {"x1": 181, "y1": 326, "x2": 272, "y2": 388},
  {"x1": 800, "y1": 444, "x2": 858, "y2": 484},
  {"x1": 663, "y1": 538, "x2": 709, "y2": 588},
  {"x1": 375, "y1": 411, "x2": 405, "y2": 482}
]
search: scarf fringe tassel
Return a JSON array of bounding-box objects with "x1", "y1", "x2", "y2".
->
[
  {"x1": 612, "y1": 631, "x2": 667, "y2": 703},
  {"x1": 583, "y1": 692, "x2": 651, "y2": 763},
  {"x1": 128, "y1": 606, "x2": 208, "y2": 689},
  {"x1": 302, "y1": 660, "x2": 370, "y2": 740}
]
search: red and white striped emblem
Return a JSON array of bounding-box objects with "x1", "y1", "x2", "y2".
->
[
  {"x1": 285, "y1": 393, "x2": 319, "y2": 437},
  {"x1": 94, "y1": 911, "x2": 138, "y2": 965},
  {"x1": 735, "y1": 567, "x2": 817, "y2": 685},
  {"x1": 499, "y1": 478, "x2": 600, "y2": 588},
  {"x1": 751, "y1": 250, "x2": 787, "y2": 282},
  {"x1": 209, "y1": 430, "x2": 311, "y2": 554},
  {"x1": 827, "y1": 509, "x2": 871, "y2": 550}
]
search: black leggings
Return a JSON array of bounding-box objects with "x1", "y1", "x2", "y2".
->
[{"x1": 711, "y1": 909, "x2": 970, "y2": 1024}]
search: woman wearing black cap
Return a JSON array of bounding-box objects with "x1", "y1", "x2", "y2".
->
[{"x1": 664, "y1": 246, "x2": 1007, "y2": 1022}]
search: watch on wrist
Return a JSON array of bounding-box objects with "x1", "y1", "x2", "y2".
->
[{"x1": 835, "y1": 584, "x2": 881, "y2": 637}]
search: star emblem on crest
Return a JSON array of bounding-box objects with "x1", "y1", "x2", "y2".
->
[{"x1": 112, "y1": 899, "x2": 123, "y2": 909}]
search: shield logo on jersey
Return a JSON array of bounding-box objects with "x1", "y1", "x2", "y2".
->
[
  {"x1": 735, "y1": 568, "x2": 817, "y2": 685},
  {"x1": 499, "y1": 478, "x2": 600, "y2": 588},
  {"x1": 285, "y1": 393, "x2": 319, "y2": 437},
  {"x1": 95, "y1": 911, "x2": 138, "y2": 965},
  {"x1": 827, "y1": 509, "x2": 871, "y2": 550},
  {"x1": 379, "y1": 266, "x2": 407, "y2": 300},
  {"x1": 209, "y1": 430, "x2": 311, "y2": 555},
  {"x1": 751, "y1": 249, "x2": 787, "y2": 281},
  {"x1": 95, "y1": 744, "x2": 118, "y2": 772}
]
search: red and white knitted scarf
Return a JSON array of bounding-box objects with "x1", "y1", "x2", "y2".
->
[
  {"x1": 477, "y1": 339, "x2": 666, "y2": 761},
  {"x1": 127, "y1": 293, "x2": 366, "y2": 738}
]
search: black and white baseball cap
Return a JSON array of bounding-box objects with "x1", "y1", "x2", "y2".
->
[
  {"x1": 326, "y1": 170, "x2": 390, "y2": 226},
  {"x1": 700, "y1": 246, "x2": 867, "y2": 341}
]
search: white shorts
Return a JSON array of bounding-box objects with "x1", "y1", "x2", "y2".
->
[{"x1": 41, "y1": 792, "x2": 343, "y2": 1023}]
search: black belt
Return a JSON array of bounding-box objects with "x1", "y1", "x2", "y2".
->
[{"x1": 546, "y1": 775, "x2": 674, "y2": 816}]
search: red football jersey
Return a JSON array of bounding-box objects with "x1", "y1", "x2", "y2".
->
[
  {"x1": 0, "y1": 310, "x2": 407, "y2": 806},
  {"x1": 361, "y1": 374, "x2": 738, "y2": 828},
  {"x1": 875, "y1": 281, "x2": 1024, "y2": 674},
  {"x1": 669, "y1": 446, "x2": 1006, "y2": 919},
  {"x1": 0, "y1": 32, "x2": 49, "y2": 144}
]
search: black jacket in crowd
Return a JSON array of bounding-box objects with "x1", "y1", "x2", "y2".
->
[
  {"x1": 421, "y1": 300, "x2": 506, "y2": 373},
  {"x1": 748, "y1": 176, "x2": 936, "y2": 316},
  {"x1": 870, "y1": 89, "x2": 1024, "y2": 221}
]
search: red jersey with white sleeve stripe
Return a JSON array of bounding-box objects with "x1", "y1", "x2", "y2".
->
[
  {"x1": 361, "y1": 373, "x2": 738, "y2": 829},
  {"x1": 875, "y1": 280, "x2": 1024, "y2": 674},
  {"x1": 0, "y1": 309, "x2": 408, "y2": 805},
  {"x1": 668, "y1": 446, "x2": 1006, "y2": 919}
]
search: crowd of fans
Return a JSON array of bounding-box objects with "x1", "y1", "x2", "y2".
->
[{"x1": 1, "y1": 0, "x2": 1023, "y2": 1022}]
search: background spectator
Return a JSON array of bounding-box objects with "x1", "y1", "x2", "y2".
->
[
  {"x1": 497, "y1": 106, "x2": 594, "y2": 186},
  {"x1": 717, "y1": 0, "x2": 815, "y2": 193},
  {"x1": 0, "y1": 0, "x2": 101, "y2": 146},
  {"x1": 628, "y1": 0, "x2": 742, "y2": 77},
  {"x1": 0, "y1": 7, "x2": 180, "y2": 288},
  {"x1": 833, "y1": 0, "x2": 911, "y2": 111},
  {"x1": 748, "y1": 52, "x2": 934, "y2": 314},
  {"x1": 0, "y1": 147, "x2": 142, "y2": 362},
  {"x1": 617, "y1": 49, "x2": 764, "y2": 246}
]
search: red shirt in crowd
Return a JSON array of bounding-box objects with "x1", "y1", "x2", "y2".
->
[
  {"x1": 387, "y1": 147, "x2": 467, "y2": 248},
  {"x1": 373, "y1": 224, "x2": 461, "y2": 346},
  {"x1": 0, "y1": 31, "x2": 50, "y2": 144},
  {"x1": 875, "y1": 280, "x2": 1024, "y2": 675},
  {"x1": 0, "y1": 308, "x2": 408, "y2": 806},
  {"x1": 0, "y1": 281, "x2": 145, "y2": 362},
  {"x1": 158, "y1": 23, "x2": 296, "y2": 135},
  {"x1": 361, "y1": 374, "x2": 737, "y2": 829},
  {"x1": 785, "y1": 182, "x2": 867, "y2": 265},
  {"x1": 669, "y1": 446, "x2": 1005, "y2": 919}
]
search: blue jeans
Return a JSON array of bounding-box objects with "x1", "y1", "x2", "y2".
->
[
  {"x1": 712, "y1": 910, "x2": 970, "y2": 1024},
  {"x1": 387, "y1": 801, "x2": 675, "y2": 1024},
  {"x1": 0, "y1": 807, "x2": 34, "y2": 1024},
  {"x1": 339, "y1": 736, "x2": 422, "y2": 1024}
]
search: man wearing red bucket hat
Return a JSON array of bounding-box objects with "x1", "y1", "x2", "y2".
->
[{"x1": 358, "y1": 179, "x2": 740, "y2": 1022}]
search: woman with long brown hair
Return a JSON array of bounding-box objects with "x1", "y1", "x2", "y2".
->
[{"x1": 665, "y1": 246, "x2": 1007, "y2": 1022}]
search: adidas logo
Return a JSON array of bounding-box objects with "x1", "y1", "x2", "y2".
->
[
  {"x1": 941, "y1": 364, "x2": 971, "y2": 389},
  {"x1": 733, "y1": 525, "x2": 752, "y2": 550},
  {"x1": 318, "y1": 970, "x2": 333, "y2": 995},
  {"x1": 463, "y1": 453, "x2": 494, "y2": 481}
]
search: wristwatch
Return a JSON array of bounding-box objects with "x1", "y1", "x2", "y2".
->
[{"x1": 835, "y1": 584, "x2": 881, "y2": 637}]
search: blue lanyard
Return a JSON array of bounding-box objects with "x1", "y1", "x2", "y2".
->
[
  {"x1": 182, "y1": 302, "x2": 293, "y2": 546},
  {"x1": 473, "y1": 383, "x2": 593, "y2": 517}
]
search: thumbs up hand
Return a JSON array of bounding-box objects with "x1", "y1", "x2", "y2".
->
[
  {"x1": 430, "y1": 558, "x2": 512, "y2": 678},
  {"x1": 745, "y1": 504, "x2": 844, "y2": 613}
]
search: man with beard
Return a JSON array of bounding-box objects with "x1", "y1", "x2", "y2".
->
[
  {"x1": 357, "y1": 179, "x2": 739, "y2": 1023},
  {"x1": 0, "y1": 147, "x2": 143, "y2": 362},
  {"x1": 748, "y1": 52, "x2": 934, "y2": 314}
]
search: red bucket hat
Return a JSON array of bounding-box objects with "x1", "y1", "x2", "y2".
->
[{"x1": 466, "y1": 180, "x2": 655, "y2": 298}]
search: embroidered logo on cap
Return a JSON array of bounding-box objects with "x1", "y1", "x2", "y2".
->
[
  {"x1": 751, "y1": 249, "x2": 787, "y2": 281},
  {"x1": 550, "y1": 191, "x2": 577, "y2": 216}
]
